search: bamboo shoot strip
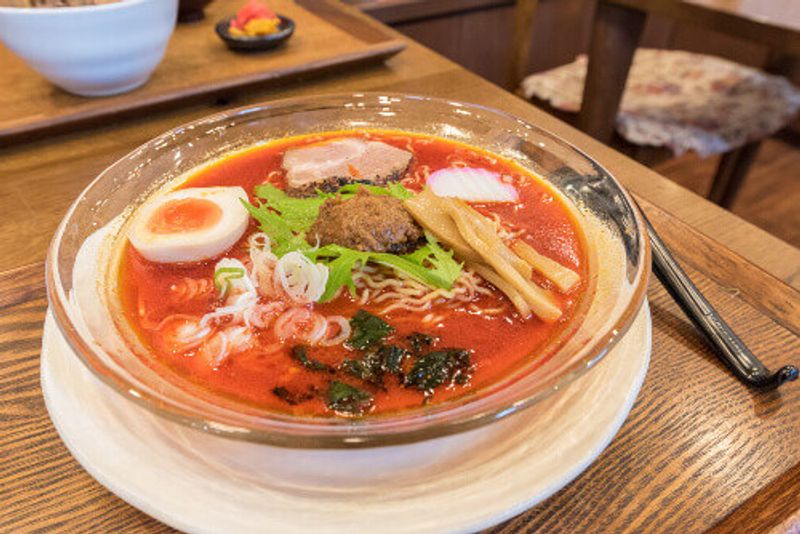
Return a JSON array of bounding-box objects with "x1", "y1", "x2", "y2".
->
[
  {"x1": 511, "y1": 240, "x2": 580, "y2": 292},
  {"x1": 453, "y1": 200, "x2": 533, "y2": 279},
  {"x1": 404, "y1": 190, "x2": 483, "y2": 263},
  {"x1": 469, "y1": 262, "x2": 531, "y2": 317},
  {"x1": 441, "y1": 198, "x2": 562, "y2": 321}
]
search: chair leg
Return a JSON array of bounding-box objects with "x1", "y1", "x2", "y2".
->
[
  {"x1": 507, "y1": 0, "x2": 540, "y2": 90},
  {"x1": 579, "y1": 0, "x2": 646, "y2": 144},
  {"x1": 707, "y1": 141, "x2": 761, "y2": 209}
]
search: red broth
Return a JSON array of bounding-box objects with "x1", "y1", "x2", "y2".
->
[{"x1": 117, "y1": 131, "x2": 588, "y2": 417}]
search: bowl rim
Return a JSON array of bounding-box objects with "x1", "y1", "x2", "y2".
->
[
  {"x1": 46, "y1": 92, "x2": 651, "y2": 448},
  {"x1": 0, "y1": 0, "x2": 160, "y2": 14}
]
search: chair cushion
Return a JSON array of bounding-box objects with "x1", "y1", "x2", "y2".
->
[{"x1": 521, "y1": 49, "x2": 800, "y2": 157}]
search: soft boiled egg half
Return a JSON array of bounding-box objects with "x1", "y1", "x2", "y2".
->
[{"x1": 129, "y1": 186, "x2": 249, "y2": 263}]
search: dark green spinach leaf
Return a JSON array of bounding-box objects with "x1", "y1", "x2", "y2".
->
[
  {"x1": 341, "y1": 344, "x2": 408, "y2": 387},
  {"x1": 326, "y1": 381, "x2": 374, "y2": 416},
  {"x1": 272, "y1": 385, "x2": 319, "y2": 406},
  {"x1": 378, "y1": 344, "x2": 407, "y2": 374},
  {"x1": 291, "y1": 345, "x2": 335, "y2": 374},
  {"x1": 406, "y1": 332, "x2": 435, "y2": 353},
  {"x1": 404, "y1": 349, "x2": 472, "y2": 394},
  {"x1": 346, "y1": 310, "x2": 395, "y2": 350}
]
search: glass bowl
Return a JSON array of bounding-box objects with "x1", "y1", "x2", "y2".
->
[{"x1": 46, "y1": 93, "x2": 650, "y2": 448}]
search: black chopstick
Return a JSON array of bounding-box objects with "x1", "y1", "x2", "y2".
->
[{"x1": 635, "y1": 201, "x2": 798, "y2": 390}]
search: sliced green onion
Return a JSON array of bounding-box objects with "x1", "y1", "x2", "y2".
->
[{"x1": 214, "y1": 266, "x2": 245, "y2": 299}]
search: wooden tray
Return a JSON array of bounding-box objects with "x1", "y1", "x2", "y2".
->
[{"x1": 0, "y1": 0, "x2": 405, "y2": 144}]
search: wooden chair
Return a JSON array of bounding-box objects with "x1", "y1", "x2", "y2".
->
[{"x1": 507, "y1": 0, "x2": 799, "y2": 209}]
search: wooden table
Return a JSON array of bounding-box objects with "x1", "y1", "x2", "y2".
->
[
  {"x1": 1, "y1": 3, "x2": 799, "y2": 532},
  {"x1": 580, "y1": 0, "x2": 800, "y2": 144}
]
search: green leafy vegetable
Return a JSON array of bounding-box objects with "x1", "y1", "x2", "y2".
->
[
  {"x1": 250, "y1": 182, "x2": 412, "y2": 235},
  {"x1": 272, "y1": 385, "x2": 319, "y2": 406},
  {"x1": 243, "y1": 183, "x2": 463, "y2": 300},
  {"x1": 419, "y1": 232, "x2": 464, "y2": 285},
  {"x1": 341, "y1": 344, "x2": 408, "y2": 387},
  {"x1": 340, "y1": 356, "x2": 381, "y2": 386},
  {"x1": 331, "y1": 182, "x2": 413, "y2": 200},
  {"x1": 346, "y1": 310, "x2": 394, "y2": 350},
  {"x1": 377, "y1": 232, "x2": 461, "y2": 286},
  {"x1": 272, "y1": 312, "x2": 471, "y2": 415},
  {"x1": 305, "y1": 245, "x2": 371, "y2": 302},
  {"x1": 253, "y1": 184, "x2": 327, "y2": 232},
  {"x1": 326, "y1": 381, "x2": 374, "y2": 416},
  {"x1": 290, "y1": 345, "x2": 335, "y2": 374},
  {"x1": 378, "y1": 344, "x2": 407, "y2": 374},
  {"x1": 241, "y1": 199, "x2": 310, "y2": 257},
  {"x1": 305, "y1": 232, "x2": 462, "y2": 303},
  {"x1": 404, "y1": 349, "x2": 472, "y2": 394}
]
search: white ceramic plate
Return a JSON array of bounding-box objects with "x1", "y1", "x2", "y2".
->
[{"x1": 41, "y1": 302, "x2": 651, "y2": 534}]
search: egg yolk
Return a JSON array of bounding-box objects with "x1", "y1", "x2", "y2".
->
[{"x1": 147, "y1": 198, "x2": 223, "y2": 234}]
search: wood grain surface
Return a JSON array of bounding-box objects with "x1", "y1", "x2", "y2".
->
[
  {"x1": 1, "y1": 3, "x2": 799, "y2": 531},
  {"x1": 606, "y1": 0, "x2": 800, "y2": 54},
  {"x1": 1, "y1": 199, "x2": 798, "y2": 532},
  {"x1": 0, "y1": 0, "x2": 404, "y2": 143},
  {"x1": 654, "y1": 134, "x2": 800, "y2": 250},
  {"x1": 682, "y1": 0, "x2": 800, "y2": 35}
]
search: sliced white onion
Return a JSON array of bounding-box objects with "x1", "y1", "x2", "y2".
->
[
  {"x1": 198, "y1": 331, "x2": 230, "y2": 368},
  {"x1": 427, "y1": 167, "x2": 519, "y2": 202},
  {"x1": 157, "y1": 314, "x2": 213, "y2": 351},
  {"x1": 244, "y1": 301, "x2": 287, "y2": 329},
  {"x1": 224, "y1": 325, "x2": 254, "y2": 354},
  {"x1": 197, "y1": 326, "x2": 253, "y2": 368},
  {"x1": 273, "y1": 307, "x2": 330, "y2": 345},
  {"x1": 200, "y1": 291, "x2": 258, "y2": 328},
  {"x1": 274, "y1": 251, "x2": 329, "y2": 304},
  {"x1": 274, "y1": 307, "x2": 313, "y2": 341},
  {"x1": 305, "y1": 313, "x2": 329, "y2": 345},
  {"x1": 320, "y1": 316, "x2": 351, "y2": 346},
  {"x1": 249, "y1": 233, "x2": 279, "y2": 297}
]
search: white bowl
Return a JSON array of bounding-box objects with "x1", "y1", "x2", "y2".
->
[{"x1": 0, "y1": 0, "x2": 178, "y2": 97}]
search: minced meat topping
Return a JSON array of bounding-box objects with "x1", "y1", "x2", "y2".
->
[{"x1": 308, "y1": 189, "x2": 424, "y2": 254}]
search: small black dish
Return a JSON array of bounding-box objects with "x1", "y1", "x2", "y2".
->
[{"x1": 215, "y1": 15, "x2": 295, "y2": 52}]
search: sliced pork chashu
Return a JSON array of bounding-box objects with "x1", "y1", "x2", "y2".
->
[{"x1": 282, "y1": 138, "x2": 413, "y2": 197}]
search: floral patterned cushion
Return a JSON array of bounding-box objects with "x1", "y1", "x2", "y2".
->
[{"x1": 521, "y1": 49, "x2": 800, "y2": 157}]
